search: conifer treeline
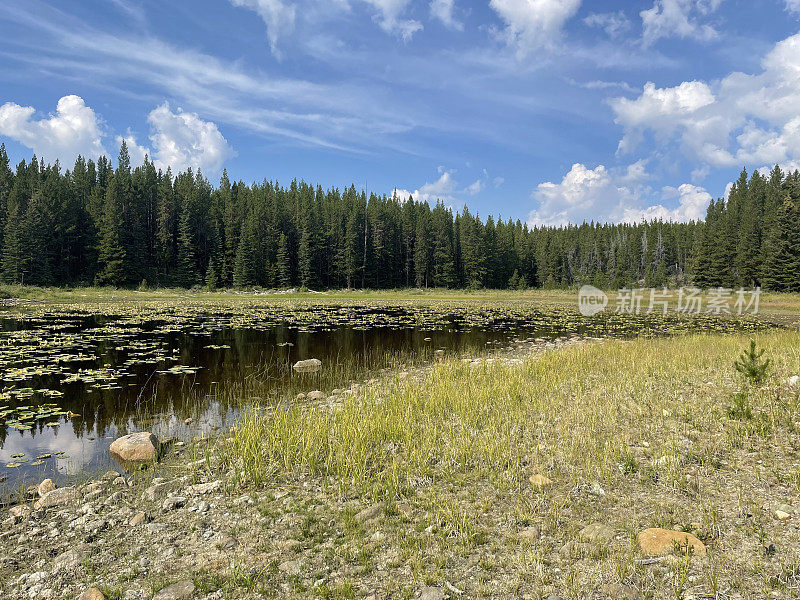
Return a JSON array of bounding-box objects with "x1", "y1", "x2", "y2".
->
[{"x1": 0, "y1": 142, "x2": 796, "y2": 291}]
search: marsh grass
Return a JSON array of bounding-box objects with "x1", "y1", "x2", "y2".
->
[{"x1": 225, "y1": 330, "x2": 800, "y2": 505}]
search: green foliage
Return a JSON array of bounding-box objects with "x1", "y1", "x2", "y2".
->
[
  {"x1": 726, "y1": 390, "x2": 753, "y2": 420},
  {"x1": 734, "y1": 339, "x2": 772, "y2": 385},
  {"x1": 2, "y1": 149, "x2": 798, "y2": 291}
]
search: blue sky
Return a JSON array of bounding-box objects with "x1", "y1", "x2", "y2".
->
[{"x1": 2, "y1": 0, "x2": 800, "y2": 225}]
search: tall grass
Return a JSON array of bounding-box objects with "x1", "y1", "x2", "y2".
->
[{"x1": 224, "y1": 330, "x2": 800, "y2": 500}]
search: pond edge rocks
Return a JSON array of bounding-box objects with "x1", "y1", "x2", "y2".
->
[
  {"x1": 292, "y1": 358, "x2": 323, "y2": 373},
  {"x1": 109, "y1": 432, "x2": 160, "y2": 470}
]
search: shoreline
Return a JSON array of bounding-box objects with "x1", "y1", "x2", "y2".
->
[{"x1": 3, "y1": 329, "x2": 800, "y2": 599}]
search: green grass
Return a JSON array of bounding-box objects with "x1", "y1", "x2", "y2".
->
[{"x1": 225, "y1": 329, "x2": 800, "y2": 500}]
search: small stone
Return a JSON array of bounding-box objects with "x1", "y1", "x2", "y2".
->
[
  {"x1": 529, "y1": 474, "x2": 553, "y2": 489},
  {"x1": 34, "y1": 486, "x2": 79, "y2": 510},
  {"x1": 776, "y1": 510, "x2": 791, "y2": 521},
  {"x1": 419, "y1": 586, "x2": 445, "y2": 600},
  {"x1": 130, "y1": 512, "x2": 146, "y2": 526},
  {"x1": 77, "y1": 588, "x2": 106, "y2": 600},
  {"x1": 102, "y1": 470, "x2": 119, "y2": 481},
  {"x1": 579, "y1": 523, "x2": 615, "y2": 544},
  {"x1": 787, "y1": 375, "x2": 799, "y2": 388},
  {"x1": 186, "y1": 480, "x2": 222, "y2": 495},
  {"x1": 162, "y1": 496, "x2": 187, "y2": 511},
  {"x1": 9, "y1": 505, "x2": 31, "y2": 521},
  {"x1": 152, "y1": 580, "x2": 195, "y2": 600},
  {"x1": 637, "y1": 528, "x2": 706, "y2": 557},
  {"x1": 38, "y1": 479, "x2": 56, "y2": 497},
  {"x1": 53, "y1": 548, "x2": 85, "y2": 572},
  {"x1": 306, "y1": 390, "x2": 326, "y2": 400},
  {"x1": 516, "y1": 525, "x2": 540, "y2": 542},
  {"x1": 278, "y1": 559, "x2": 302, "y2": 576},
  {"x1": 109, "y1": 432, "x2": 160, "y2": 468},
  {"x1": 292, "y1": 359, "x2": 323, "y2": 373}
]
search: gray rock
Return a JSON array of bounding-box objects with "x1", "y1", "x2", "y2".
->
[
  {"x1": 306, "y1": 390, "x2": 326, "y2": 400},
  {"x1": 34, "y1": 487, "x2": 79, "y2": 510},
  {"x1": 419, "y1": 586, "x2": 445, "y2": 600},
  {"x1": 292, "y1": 358, "x2": 323, "y2": 373},
  {"x1": 162, "y1": 496, "x2": 187, "y2": 511},
  {"x1": 152, "y1": 580, "x2": 195, "y2": 600},
  {"x1": 52, "y1": 547, "x2": 85, "y2": 572},
  {"x1": 186, "y1": 480, "x2": 222, "y2": 495}
]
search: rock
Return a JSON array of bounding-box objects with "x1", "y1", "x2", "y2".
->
[
  {"x1": 77, "y1": 589, "x2": 106, "y2": 600},
  {"x1": 292, "y1": 359, "x2": 323, "y2": 374},
  {"x1": 579, "y1": 523, "x2": 616, "y2": 544},
  {"x1": 129, "y1": 512, "x2": 146, "y2": 526},
  {"x1": 37, "y1": 479, "x2": 56, "y2": 497},
  {"x1": 278, "y1": 559, "x2": 302, "y2": 576},
  {"x1": 306, "y1": 390, "x2": 326, "y2": 400},
  {"x1": 787, "y1": 375, "x2": 799, "y2": 387},
  {"x1": 143, "y1": 481, "x2": 175, "y2": 501},
  {"x1": 34, "y1": 486, "x2": 79, "y2": 510},
  {"x1": 776, "y1": 510, "x2": 791, "y2": 521},
  {"x1": 162, "y1": 496, "x2": 187, "y2": 511},
  {"x1": 529, "y1": 474, "x2": 553, "y2": 490},
  {"x1": 355, "y1": 503, "x2": 384, "y2": 523},
  {"x1": 637, "y1": 528, "x2": 706, "y2": 557},
  {"x1": 101, "y1": 470, "x2": 119, "y2": 481},
  {"x1": 419, "y1": 586, "x2": 445, "y2": 600},
  {"x1": 8, "y1": 505, "x2": 31, "y2": 521},
  {"x1": 53, "y1": 547, "x2": 85, "y2": 572},
  {"x1": 109, "y1": 432, "x2": 160, "y2": 468},
  {"x1": 516, "y1": 525, "x2": 540, "y2": 542},
  {"x1": 186, "y1": 480, "x2": 222, "y2": 495},
  {"x1": 152, "y1": 580, "x2": 195, "y2": 600}
]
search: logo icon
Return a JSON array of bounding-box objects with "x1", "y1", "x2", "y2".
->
[{"x1": 578, "y1": 285, "x2": 608, "y2": 316}]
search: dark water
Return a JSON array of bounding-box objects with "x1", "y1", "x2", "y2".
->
[{"x1": 0, "y1": 313, "x2": 533, "y2": 493}]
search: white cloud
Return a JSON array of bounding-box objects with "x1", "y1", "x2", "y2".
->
[
  {"x1": 786, "y1": 0, "x2": 800, "y2": 15},
  {"x1": 465, "y1": 178, "x2": 484, "y2": 195},
  {"x1": 640, "y1": 0, "x2": 722, "y2": 47},
  {"x1": 583, "y1": 11, "x2": 630, "y2": 38},
  {"x1": 228, "y1": 0, "x2": 296, "y2": 56},
  {"x1": 122, "y1": 103, "x2": 235, "y2": 174},
  {"x1": 621, "y1": 183, "x2": 710, "y2": 222},
  {"x1": 430, "y1": 0, "x2": 463, "y2": 30},
  {"x1": 528, "y1": 163, "x2": 710, "y2": 226},
  {"x1": 611, "y1": 32, "x2": 800, "y2": 172},
  {"x1": 393, "y1": 166, "x2": 492, "y2": 203},
  {"x1": 489, "y1": 0, "x2": 581, "y2": 57},
  {"x1": 0, "y1": 95, "x2": 107, "y2": 165},
  {"x1": 358, "y1": 0, "x2": 422, "y2": 40}
]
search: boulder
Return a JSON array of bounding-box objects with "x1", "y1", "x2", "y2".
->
[
  {"x1": 34, "y1": 486, "x2": 79, "y2": 510},
  {"x1": 637, "y1": 528, "x2": 706, "y2": 557},
  {"x1": 38, "y1": 478, "x2": 56, "y2": 497},
  {"x1": 292, "y1": 359, "x2": 323, "y2": 374},
  {"x1": 109, "y1": 432, "x2": 159, "y2": 468}
]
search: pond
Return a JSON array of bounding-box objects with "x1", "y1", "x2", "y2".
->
[{"x1": 0, "y1": 301, "x2": 769, "y2": 495}]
